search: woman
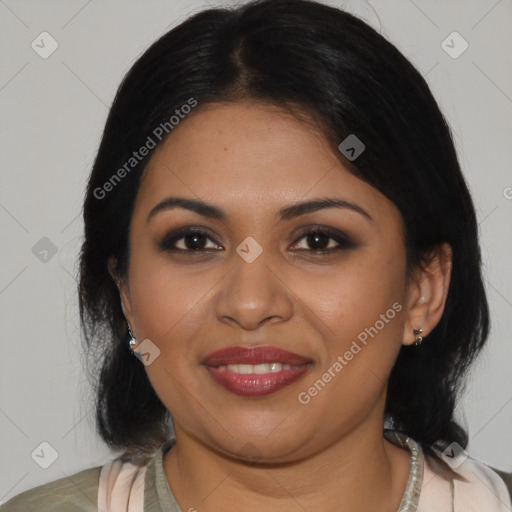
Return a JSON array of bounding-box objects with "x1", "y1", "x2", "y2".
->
[{"x1": 2, "y1": 0, "x2": 511, "y2": 511}]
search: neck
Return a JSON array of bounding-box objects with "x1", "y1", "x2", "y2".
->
[{"x1": 162, "y1": 417, "x2": 411, "y2": 512}]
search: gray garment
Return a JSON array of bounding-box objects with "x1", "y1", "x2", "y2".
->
[
  {"x1": 493, "y1": 468, "x2": 512, "y2": 503},
  {"x1": 144, "y1": 439, "x2": 181, "y2": 511},
  {"x1": 2, "y1": 438, "x2": 511, "y2": 511},
  {"x1": 0, "y1": 440, "x2": 178, "y2": 512},
  {"x1": 0, "y1": 466, "x2": 101, "y2": 511}
]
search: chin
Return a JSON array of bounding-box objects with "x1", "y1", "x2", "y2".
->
[{"x1": 205, "y1": 422, "x2": 312, "y2": 463}]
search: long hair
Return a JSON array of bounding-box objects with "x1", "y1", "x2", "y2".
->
[{"x1": 79, "y1": 0, "x2": 489, "y2": 461}]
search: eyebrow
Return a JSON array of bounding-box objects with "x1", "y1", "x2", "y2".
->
[{"x1": 146, "y1": 196, "x2": 374, "y2": 224}]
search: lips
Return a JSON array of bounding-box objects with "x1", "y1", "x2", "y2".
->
[
  {"x1": 202, "y1": 346, "x2": 311, "y2": 367},
  {"x1": 201, "y1": 346, "x2": 312, "y2": 397}
]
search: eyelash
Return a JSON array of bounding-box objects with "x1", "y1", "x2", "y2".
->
[{"x1": 158, "y1": 226, "x2": 357, "y2": 255}]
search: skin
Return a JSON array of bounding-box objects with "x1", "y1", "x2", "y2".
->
[{"x1": 110, "y1": 100, "x2": 452, "y2": 511}]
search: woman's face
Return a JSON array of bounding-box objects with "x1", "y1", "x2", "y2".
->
[{"x1": 115, "y1": 101, "x2": 422, "y2": 462}]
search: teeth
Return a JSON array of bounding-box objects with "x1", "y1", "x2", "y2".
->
[
  {"x1": 238, "y1": 364, "x2": 253, "y2": 375},
  {"x1": 218, "y1": 362, "x2": 297, "y2": 374}
]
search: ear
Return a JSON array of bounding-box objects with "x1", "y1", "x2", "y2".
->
[
  {"x1": 108, "y1": 256, "x2": 136, "y2": 336},
  {"x1": 402, "y1": 242, "x2": 452, "y2": 346}
]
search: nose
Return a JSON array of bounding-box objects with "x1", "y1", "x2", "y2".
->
[{"x1": 215, "y1": 245, "x2": 294, "y2": 330}]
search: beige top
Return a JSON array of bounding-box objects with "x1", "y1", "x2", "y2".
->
[{"x1": 2, "y1": 437, "x2": 511, "y2": 511}]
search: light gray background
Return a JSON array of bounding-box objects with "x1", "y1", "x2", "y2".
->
[{"x1": 1, "y1": 0, "x2": 511, "y2": 503}]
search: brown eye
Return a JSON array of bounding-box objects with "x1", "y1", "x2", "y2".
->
[
  {"x1": 291, "y1": 227, "x2": 356, "y2": 254},
  {"x1": 159, "y1": 228, "x2": 222, "y2": 253}
]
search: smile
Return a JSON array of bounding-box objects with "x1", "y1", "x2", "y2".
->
[
  {"x1": 201, "y1": 346, "x2": 312, "y2": 396},
  {"x1": 204, "y1": 364, "x2": 311, "y2": 396},
  {"x1": 217, "y1": 362, "x2": 297, "y2": 373}
]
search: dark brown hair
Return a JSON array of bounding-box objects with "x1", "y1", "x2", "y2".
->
[{"x1": 79, "y1": 0, "x2": 489, "y2": 461}]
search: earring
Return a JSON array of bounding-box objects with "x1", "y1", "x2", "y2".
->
[
  {"x1": 413, "y1": 328, "x2": 423, "y2": 346},
  {"x1": 128, "y1": 324, "x2": 137, "y2": 351}
]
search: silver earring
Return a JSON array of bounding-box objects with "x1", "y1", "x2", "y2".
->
[
  {"x1": 128, "y1": 324, "x2": 137, "y2": 351},
  {"x1": 413, "y1": 328, "x2": 423, "y2": 346}
]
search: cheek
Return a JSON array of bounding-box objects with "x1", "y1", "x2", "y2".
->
[
  {"x1": 128, "y1": 261, "x2": 211, "y2": 416},
  {"x1": 129, "y1": 253, "x2": 212, "y2": 345},
  {"x1": 294, "y1": 269, "x2": 405, "y2": 428},
  {"x1": 292, "y1": 250, "x2": 407, "y2": 405},
  {"x1": 292, "y1": 251, "x2": 406, "y2": 340}
]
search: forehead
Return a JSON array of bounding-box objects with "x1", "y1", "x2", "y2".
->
[
  {"x1": 133, "y1": 101, "x2": 399, "y2": 228},
  {"x1": 143, "y1": 101, "x2": 338, "y2": 186}
]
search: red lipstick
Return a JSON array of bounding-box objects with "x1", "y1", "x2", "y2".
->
[{"x1": 201, "y1": 346, "x2": 312, "y2": 397}]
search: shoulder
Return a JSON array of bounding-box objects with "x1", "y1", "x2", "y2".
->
[
  {"x1": 419, "y1": 448, "x2": 512, "y2": 512},
  {"x1": 97, "y1": 457, "x2": 148, "y2": 511},
  {"x1": 456, "y1": 457, "x2": 512, "y2": 508},
  {"x1": 0, "y1": 466, "x2": 101, "y2": 512},
  {"x1": 493, "y1": 467, "x2": 512, "y2": 501}
]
